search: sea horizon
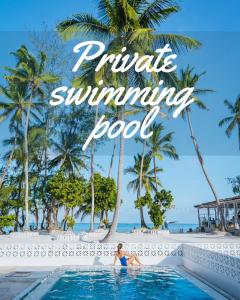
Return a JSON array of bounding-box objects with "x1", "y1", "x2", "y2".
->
[{"x1": 73, "y1": 223, "x2": 198, "y2": 233}]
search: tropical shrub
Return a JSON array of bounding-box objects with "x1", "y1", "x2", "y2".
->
[
  {"x1": 148, "y1": 189, "x2": 174, "y2": 229},
  {"x1": 0, "y1": 215, "x2": 15, "y2": 234},
  {"x1": 65, "y1": 216, "x2": 75, "y2": 230}
]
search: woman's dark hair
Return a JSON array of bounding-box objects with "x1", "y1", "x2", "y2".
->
[{"x1": 117, "y1": 243, "x2": 123, "y2": 253}]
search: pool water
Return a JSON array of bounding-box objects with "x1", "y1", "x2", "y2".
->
[{"x1": 42, "y1": 267, "x2": 212, "y2": 300}]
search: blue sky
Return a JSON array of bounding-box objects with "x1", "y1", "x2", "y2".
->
[{"x1": 0, "y1": 0, "x2": 240, "y2": 224}]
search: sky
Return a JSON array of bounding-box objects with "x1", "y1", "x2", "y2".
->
[{"x1": 0, "y1": 0, "x2": 240, "y2": 224}]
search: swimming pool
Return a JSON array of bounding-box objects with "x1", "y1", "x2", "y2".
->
[{"x1": 40, "y1": 267, "x2": 214, "y2": 300}]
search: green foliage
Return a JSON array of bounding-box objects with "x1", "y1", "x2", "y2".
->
[
  {"x1": 0, "y1": 215, "x2": 15, "y2": 232},
  {"x1": 65, "y1": 216, "x2": 75, "y2": 230},
  {"x1": 148, "y1": 205, "x2": 164, "y2": 229},
  {"x1": 148, "y1": 189, "x2": 174, "y2": 228},
  {"x1": 47, "y1": 170, "x2": 86, "y2": 209},
  {"x1": 135, "y1": 192, "x2": 152, "y2": 209},
  {"x1": 154, "y1": 190, "x2": 174, "y2": 210},
  {"x1": 147, "y1": 122, "x2": 178, "y2": 161},
  {"x1": 227, "y1": 176, "x2": 240, "y2": 195},
  {"x1": 79, "y1": 173, "x2": 116, "y2": 218},
  {"x1": 219, "y1": 95, "x2": 240, "y2": 149},
  {"x1": 89, "y1": 173, "x2": 116, "y2": 213},
  {"x1": 125, "y1": 153, "x2": 162, "y2": 193},
  {"x1": 0, "y1": 185, "x2": 15, "y2": 215}
]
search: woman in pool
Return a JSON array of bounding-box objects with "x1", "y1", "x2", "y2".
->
[{"x1": 113, "y1": 243, "x2": 143, "y2": 266}]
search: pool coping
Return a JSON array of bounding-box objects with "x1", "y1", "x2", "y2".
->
[{"x1": 22, "y1": 265, "x2": 231, "y2": 300}]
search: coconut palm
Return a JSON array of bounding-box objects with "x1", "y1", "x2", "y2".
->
[
  {"x1": 0, "y1": 82, "x2": 27, "y2": 189},
  {"x1": 219, "y1": 96, "x2": 240, "y2": 150},
  {"x1": 146, "y1": 122, "x2": 178, "y2": 191},
  {"x1": 125, "y1": 153, "x2": 162, "y2": 226},
  {"x1": 50, "y1": 131, "x2": 88, "y2": 176},
  {"x1": 57, "y1": 0, "x2": 200, "y2": 241},
  {"x1": 176, "y1": 65, "x2": 226, "y2": 230},
  {"x1": 0, "y1": 80, "x2": 44, "y2": 189},
  {"x1": 6, "y1": 45, "x2": 59, "y2": 230},
  {"x1": 3, "y1": 126, "x2": 45, "y2": 229}
]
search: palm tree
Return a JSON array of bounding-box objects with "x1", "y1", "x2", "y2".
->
[
  {"x1": 6, "y1": 45, "x2": 59, "y2": 230},
  {"x1": 50, "y1": 131, "x2": 88, "y2": 176},
  {"x1": 0, "y1": 82, "x2": 27, "y2": 189},
  {"x1": 57, "y1": 0, "x2": 200, "y2": 241},
  {"x1": 133, "y1": 99, "x2": 167, "y2": 227},
  {"x1": 90, "y1": 105, "x2": 98, "y2": 232},
  {"x1": 125, "y1": 153, "x2": 162, "y2": 226},
  {"x1": 147, "y1": 122, "x2": 178, "y2": 191},
  {"x1": 3, "y1": 126, "x2": 45, "y2": 229},
  {"x1": 176, "y1": 65, "x2": 226, "y2": 230},
  {"x1": 219, "y1": 96, "x2": 240, "y2": 150},
  {"x1": 0, "y1": 80, "x2": 44, "y2": 189}
]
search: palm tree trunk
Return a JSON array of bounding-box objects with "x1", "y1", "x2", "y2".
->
[
  {"x1": 99, "y1": 210, "x2": 105, "y2": 229},
  {"x1": 41, "y1": 208, "x2": 46, "y2": 230},
  {"x1": 139, "y1": 139, "x2": 146, "y2": 195},
  {"x1": 108, "y1": 139, "x2": 116, "y2": 178},
  {"x1": 103, "y1": 107, "x2": 125, "y2": 242},
  {"x1": 52, "y1": 207, "x2": 58, "y2": 229},
  {"x1": 0, "y1": 134, "x2": 17, "y2": 189},
  {"x1": 24, "y1": 93, "x2": 33, "y2": 231},
  {"x1": 139, "y1": 139, "x2": 148, "y2": 228},
  {"x1": 90, "y1": 105, "x2": 98, "y2": 232},
  {"x1": 105, "y1": 210, "x2": 109, "y2": 223},
  {"x1": 153, "y1": 157, "x2": 158, "y2": 192},
  {"x1": 46, "y1": 208, "x2": 53, "y2": 230},
  {"x1": 14, "y1": 208, "x2": 19, "y2": 232},
  {"x1": 186, "y1": 109, "x2": 226, "y2": 231},
  {"x1": 34, "y1": 209, "x2": 39, "y2": 230},
  {"x1": 238, "y1": 123, "x2": 240, "y2": 151}
]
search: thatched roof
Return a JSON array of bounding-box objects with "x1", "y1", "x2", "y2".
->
[{"x1": 194, "y1": 196, "x2": 240, "y2": 208}]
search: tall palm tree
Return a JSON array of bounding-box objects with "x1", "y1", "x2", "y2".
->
[
  {"x1": 146, "y1": 122, "x2": 178, "y2": 191},
  {"x1": 0, "y1": 82, "x2": 27, "y2": 189},
  {"x1": 3, "y1": 126, "x2": 45, "y2": 229},
  {"x1": 125, "y1": 153, "x2": 162, "y2": 226},
  {"x1": 57, "y1": 0, "x2": 200, "y2": 241},
  {"x1": 133, "y1": 99, "x2": 167, "y2": 227},
  {"x1": 6, "y1": 45, "x2": 59, "y2": 230},
  {"x1": 0, "y1": 80, "x2": 44, "y2": 189},
  {"x1": 50, "y1": 131, "x2": 88, "y2": 176},
  {"x1": 90, "y1": 105, "x2": 99, "y2": 232},
  {"x1": 219, "y1": 96, "x2": 240, "y2": 150},
  {"x1": 176, "y1": 65, "x2": 226, "y2": 230}
]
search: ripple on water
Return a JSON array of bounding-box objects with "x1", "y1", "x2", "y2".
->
[{"x1": 42, "y1": 268, "x2": 213, "y2": 300}]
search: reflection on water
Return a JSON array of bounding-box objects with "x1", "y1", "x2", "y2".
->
[{"x1": 42, "y1": 267, "x2": 213, "y2": 300}]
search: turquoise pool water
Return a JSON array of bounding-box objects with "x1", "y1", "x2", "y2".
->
[{"x1": 42, "y1": 268, "x2": 212, "y2": 300}]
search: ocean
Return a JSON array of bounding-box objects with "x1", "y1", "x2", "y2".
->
[{"x1": 73, "y1": 223, "x2": 198, "y2": 233}]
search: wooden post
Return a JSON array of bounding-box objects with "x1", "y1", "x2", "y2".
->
[
  {"x1": 234, "y1": 202, "x2": 238, "y2": 229},
  {"x1": 216, "y1": 207, "x2": 220, "y2": 228},
  {"x1": 207, "y1": 207, "x2": 210, "y2": 228},
  {"x1": 198, "y1": 208, "x2": 201, "y2": 228},
  {"x1": 225, "y1": 203, "x2": 228, "y2": 229}
]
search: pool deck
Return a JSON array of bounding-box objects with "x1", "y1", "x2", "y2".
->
[{"x1": 0, "y1": 267, "x2": 55, "y2": 300}]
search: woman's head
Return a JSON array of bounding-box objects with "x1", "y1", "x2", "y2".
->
[{"x1": 117, "y1": 243, "x2": 123, "y2": 252}]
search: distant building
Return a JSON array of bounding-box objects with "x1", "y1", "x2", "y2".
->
[{"x1": 194, "y1": 196, "x2": 240, "y2": 232}]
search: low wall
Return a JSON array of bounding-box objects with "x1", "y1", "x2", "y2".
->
[
  {"x1": 182, "y1": 244, "x2": 240, "y2": 299},
  {"x1": 0, "y1": 243, "x2": 183, "y2": 266}
]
